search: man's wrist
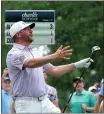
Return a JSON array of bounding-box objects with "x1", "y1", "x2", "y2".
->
[
  {"x1": 50, "y1": 53, "x2": 57, "y2": 61},
  {"x1": 73, "y1": 62, "x2": 81, "y2": 68},
  {"x1": 86, "y1": 107, "x2": 91, "y2": 112},
  {"x1": 86, "y1": 107, "x2": 88, "y2": 111}
]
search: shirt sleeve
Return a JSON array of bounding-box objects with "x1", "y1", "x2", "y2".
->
[
  {"x1": 43, "y1": 63, "x2": 53, "y2": 72},
  {"x1": 49, "y1": 88, "x2": 57, "y2": 101},
  {"x1": 89, "y1": 92, "x2": 96, "y2": 107},
  {"x1": 99, "y1": 84, "x2": 104, "y2": 97},
  {"x1": 10, "y1": 52, "x2": 27, "y2": 70},
  {"x1": 55, "y1": 88, "x2": 58, "y2": 102}
]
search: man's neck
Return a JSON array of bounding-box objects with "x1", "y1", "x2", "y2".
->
[
  {"x1": 76, "y1": 89, "x2": 83, "y2": 94},
  {"x1": 15, "y1": 41, "x2": 30, "y2": 47},
  {"x1": 2, "y1": 89, "x2": 9, "y2": 94}
]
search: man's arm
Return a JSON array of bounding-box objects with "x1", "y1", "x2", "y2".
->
[
  {"x1": 45, "y1": 58, "x2": 92, "y2": 76},
  {"x1": 94, "y1": 95, "x2": 104, "y2": 113},
  {"x1": 45, "y1": 64, "x2": 76, "y2": 76},
  {"x1": 52, "y1": 100, "x2": 59, "y2": 108},
  {"x1": 82, "y1": 104, "x2": 95, "y2": 113},
  {"x1": 24, "y1": 45, "x2": 72, "y2": 68},
  {"x1": 86, "y1": 107, "x2": 95, "y2": 112},
  {"x1": 82, "y1": 92, "x2": 96, "y2": 113},
  {"x1": 99, "y1": 101, "x2": 104, "y2": 113}
]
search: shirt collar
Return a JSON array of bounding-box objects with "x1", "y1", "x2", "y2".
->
[
  {"x1": 13, "y1": 43, "x2": 32, "y2": 50},
  {"x1": 2, "y1": 89, "x2": 8, "y2": 94},
  {"x1": 75, "y1": 89, "x2": 85, "y2": 95}
]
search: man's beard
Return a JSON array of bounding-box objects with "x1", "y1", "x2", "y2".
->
[
  {"x1": 76, "y1": 88, "x2": 83, "y2": 93},
  {"x1": 24, "y1": 36, "x2": 34, "y2": 43}
]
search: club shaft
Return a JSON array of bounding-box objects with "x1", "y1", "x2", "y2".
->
[
  {"x1": 63, "y1": 52, "x2": 94, "y2": 113},
  {"x1": 62, "y1": 68, "x2": 86, "y2": 113}
]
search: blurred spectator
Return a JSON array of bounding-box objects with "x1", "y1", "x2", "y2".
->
[
  {"x1": 93, "y1": 82, "x2": 101, "y2": 92},
  {"x1": 89, "y1": 86, "x2": 97, "y2": 93},
  {"x1": 2, "y1": 75, "x2": 12, "y2": 113},
  {"x1": 2, "y1": 68, "x2": 8, "y2": 77},
  {"x1": 44, "y1": 72, "x2": 60, "y2": 108},
  {"x1": 101, "y1": 78, "x2": 104, "y2": 85},
  {"x1": 88, "y1": 86, "x2": 97, "y2": 100},
  {"x1": 99, "y1": 79, "x2": 104, "y2": 113},
  {"x1": 94, "y1": 79, "x2": 104, "y2": 113},
  {"x1": 69, "y1": 77, "x2": 96, "y2": 113},
  {"x1": 93, "y1": 82, "x2": 101, "y2": 100}
]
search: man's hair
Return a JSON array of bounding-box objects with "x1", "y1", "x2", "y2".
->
[{"x1": 12, "y1": 35, "x2": 16, "y2": 43}]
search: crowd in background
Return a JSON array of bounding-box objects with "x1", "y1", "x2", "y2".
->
[{"x1": 1, "y1": 68, "x2": 104, "y2": 113}]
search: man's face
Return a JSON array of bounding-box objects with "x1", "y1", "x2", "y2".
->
[
  {"x1": 2, "y1": 80, "x2": 11, "y2": 92},
  {"x1": 73, "y1": 81, "x2": 84, "y2": 91},
  {"x1": 19, "y1": 26, "x2": 33, "y2": 43}
]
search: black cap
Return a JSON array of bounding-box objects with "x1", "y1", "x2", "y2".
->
[
  {"x1": 73, "y1": 77, "x2": 84, "y2": 83},
  {"x1": 29, "y1": 23, "x2": 35, "y2": 29}
]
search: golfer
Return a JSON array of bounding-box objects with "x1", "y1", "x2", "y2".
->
[{"x1": 6, "y1": 21, "x2": 93, "y2": 113}]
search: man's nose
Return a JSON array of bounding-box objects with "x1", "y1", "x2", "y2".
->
[{"x1": 30, "y1": 29, "x2": 33, "y2": 33}]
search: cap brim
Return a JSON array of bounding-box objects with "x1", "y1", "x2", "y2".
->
[
  {"x1": 73, "y1": 78, "x2": 84, "y2": 83},
  {"x1": 29, "y1": 23, "x2": 35, "y2": 29},
  {"x1": 3, "y1": 79, "x2": 10, "y2": 83},
  {"x1": 4, "y1": 79, "x2": 10, "y2": 81}
]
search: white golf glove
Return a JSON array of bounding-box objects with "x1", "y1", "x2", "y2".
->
[{"x1": 73, "y1": 58, "x2": 93, "y2": 68}]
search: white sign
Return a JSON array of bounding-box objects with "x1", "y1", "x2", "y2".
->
[{"x1": 5, "y1": 10, "x2": 55, "y2": 45}]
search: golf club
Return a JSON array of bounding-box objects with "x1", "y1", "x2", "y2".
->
[{"x1": 62, "y1": 46, "x2": 101, "y2": 113}]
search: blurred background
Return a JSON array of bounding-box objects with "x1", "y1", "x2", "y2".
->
[{"x1": 1, "y1": 1, "x2": 104, "y2": 111}]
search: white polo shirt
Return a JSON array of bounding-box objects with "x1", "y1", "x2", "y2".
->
[{"x1": 6, "y1": 43, "x2": 52, "y2": 98}]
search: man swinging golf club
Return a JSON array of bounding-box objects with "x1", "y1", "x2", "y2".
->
[{"x1": 6, "y1": 21, "x2": 93, "y2": 113}]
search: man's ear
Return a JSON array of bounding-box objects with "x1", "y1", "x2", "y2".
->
[{"x1": 15, "y1": 32, "x2": 21, "y2": 38}]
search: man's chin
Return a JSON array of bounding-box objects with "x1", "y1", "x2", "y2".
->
[
  {"x1": 76, "y1": 87, "x2": 82, "y2": 90},
  {"x1": 29, "y1": 37, "x2": 34, "y2": 43}
]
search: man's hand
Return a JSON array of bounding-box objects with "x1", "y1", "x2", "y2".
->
[
  {"x1": 73, "y1": 58, "x2": 93, "y2": 68},
  {"x1": 53, "y1": 45, "x2": 73, "y2": 60},
  {"x1": 82, "y1": 104, "x2": 87, "y2": 113}
]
